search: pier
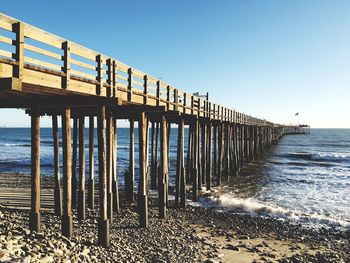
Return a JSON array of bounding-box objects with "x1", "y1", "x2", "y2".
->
[{"x1": 0, "y1": 13, "x2": 307, "y2": 248}]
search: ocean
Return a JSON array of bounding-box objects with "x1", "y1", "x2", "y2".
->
[{"x1": 0, "y1": 127, "x2": 349, "y2": 230}]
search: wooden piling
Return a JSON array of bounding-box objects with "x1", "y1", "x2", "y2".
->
[
  {"x1": 30, "y1": 108, "x2": 41, "y2": 232},
  {"x1": 97, "y1": 106, "x2": 109, "y2": 248},
  {"x1": 88, "y1": 116, "x2": 95, "y2": 209},
  {"x1": 175, "y1": 119, "x2": 185, "y2": 207},
  {"x1": 186, "y1": 124, "x2": 193, "y2": 183},
  {"x1": 72, "y1": 117, "x2": 78, "y2": 208},
  {"x1": 62, "y1": 107, "x2": 72, "y2": 238},
  {"x1": 217, "y1": 123, "x2": 224, "y2": 186},
  {"x1": 192, "y1": 119, "x2": 199, "y2": 201},
  {"x1": 179, "y1": 119, "x2": 186, "y2": 208},
  {"x1": 159, "y1": 115, "x2": 168, "y2": 218},
  {"x1": 138, "y1": 112, "x2": 148, "y2": 227},
  {"x1": 126, "y1": 117, "x2": 135, "y2": 203},
  {"x1": 112, "y1": 117, "x2": 119, "y2": 213},
  {"x1": 106, "y1": 111, "x2": 113, "y2": 222},
  {"x1": 52, "y1": 114, "x2": 62, "y2": 217},
  {"x1": 213, "y1": 125, "x2": 217, "y2": 183},
  {"x1": 150, "y1": 122, "x2": 157, "y2": 190},
  {"x1": 206, "y1": 122, "x2": 212, "y2": 190},
  {"x1": 78, "y1": 116, "x2": 86, "y2": 221},
  {"x1": 201, "y1": 122, "x2": 207, "y2": 187}
]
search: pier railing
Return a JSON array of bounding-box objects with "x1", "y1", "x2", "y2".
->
[{"x1": 0, "y1": 13, "x2": 275, "y2": 126}]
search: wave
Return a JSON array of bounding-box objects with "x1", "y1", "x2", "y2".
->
[
  {"x1": 0, "y1": 143, "x2": 31, "y2": 147},
  {"x1": 205, "y1": 194, "x2": 350, "y2": 229},
  {"x1": 289, "y1": 152, "x2": 350, "y2": 163}
]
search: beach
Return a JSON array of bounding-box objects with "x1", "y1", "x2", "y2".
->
[{"x1": 0, "y1": 173, "x2": 348, "y2": 262}]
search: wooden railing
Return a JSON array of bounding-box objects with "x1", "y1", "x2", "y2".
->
[{"x1": 0, "y1": 13, "x2": 278, "y2": 126}]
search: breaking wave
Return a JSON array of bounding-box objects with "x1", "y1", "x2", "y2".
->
[{"x1": 206, "y1": 194, "x2": 350, "y2": 229}]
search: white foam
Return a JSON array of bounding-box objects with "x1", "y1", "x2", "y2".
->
[
  {"x1": 310, "y1": 152, "x2": 350, "y2": 162},
  {"x1": 208, "y1": 194, "x2": 350, "y2": 228}
]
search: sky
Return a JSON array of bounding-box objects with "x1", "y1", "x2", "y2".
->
[{"x1": 0, "y1": 0, "x2": 349, "y2": 128}]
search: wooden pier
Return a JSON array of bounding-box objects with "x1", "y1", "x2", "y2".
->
[{"x1": 0, "y1": 13, "x2": 307, "y2": 247}]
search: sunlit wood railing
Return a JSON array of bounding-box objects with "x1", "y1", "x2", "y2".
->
[{"x1": 0, "y1": 13, "x2": 278, "y2": 126}]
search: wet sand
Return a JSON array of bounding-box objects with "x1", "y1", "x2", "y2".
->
[{"x1": 0, "y1": 173, "x2": 349, "y2": 262}]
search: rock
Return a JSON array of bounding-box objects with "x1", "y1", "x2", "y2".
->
[{"x1": 226, "y1": 244, "x2": 240, "y2": 251}]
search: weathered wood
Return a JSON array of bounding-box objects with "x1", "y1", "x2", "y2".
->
[
  {"x1": 213, "y1": 125, "x2": 217, "y2": 183},
  {"x1": 138, "y1": 112, "x2": 148, "y2": 227},
  {"x1": 150, "y1": 122, "x2": 157, "y2": 190},
  {"x1": 106, "y1": 111, "x2": 113, "y2": 222},
  {"x1": 88, "y1": 116, "x2": 95, "y2": 209},
  {"x1": 201, "y1": 122, "x2": 207, "y2": 187},
  {"x1": 62, "y1": 107, "x2": 72, "y2": 238},
  {"x1": 126, "y1": 117, "x2": 135, "y2": 203},
  {"x1": 159, "y1": 115, "x2": 168, "y2": 218},
  {"x1": 186, "y1": 124, "x2": 193, "y2": 183},
  {"x1": 217, "y1": 123, "x2": 224, "y2": 186},
  {"x1": 30, "y1": 108, "x2": 41, "y2": 232},
  {"x1": 78, "y1": 116, "x2": 86, "y2": 221},
  {"x1": 13, "y1": 22, "x2": 24, "y2": 80},
  {"x1": 97, "y1": 106, "x2": 110, "y2": 248},
  {"x1": 154, "y1": 121, "x2": 159, "y2": 189},
  {"x1": 72, "y1": 118, "x2": 78, "y2": 208},
  {"x1": 192, "y1": 119, "x2": 199, "y2": 201},
  {"x1": 52, "y1": 114, "x2": 62, "y2": 217},
  {"x1": 175, "y1": 119, "x2": 185, "y2": 207},
  {"x1": 179, "y1": 119, "x2": 186, "y2": 208},
  {"x1": 206, "y1": 122, "x2": 212, "y2": 190},
  {"x1": 112, "y1": 117, "x2": 119, "y2": 213},
  {"x1": 62, "y1": 41, "x2": 70, "y2": 89}
]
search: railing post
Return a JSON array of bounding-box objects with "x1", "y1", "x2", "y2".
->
[
  {"x1": 174, "y1": 88, "x2": 178, "y2": 111},
  {"x1": 166, "y1": 85, "x2": 170, "y2": 110},
  {"x1": 183, "y1": 93, "x2": 187, "y2": 114},
  {"x1": 127, "y1": 68, "x2": 133, "y2": 101},
  {"x1": 62, "y1": 41, "x2": 70, "y2": 89},
  {"x1": 107, "y1": 59, "x2": 114, "y2": 97},
  {"x1": 156, "y1": 80, "x2": 161, "y2": 106},
  {"x1": 13, "y1": 22, "x2": 24, "y2": 81},
  {"x1": 191, "y1": 95, "x2": 194, "y2": 115},
  {"x1": 198, "y1": 98, "x2": 201, "y2": 117},
  {"x1": 96, "y1": 54, "x2": 103, "y2": 95},
  {"x1": 143, "y1": 75, "x2": 148, "y2": 105}
]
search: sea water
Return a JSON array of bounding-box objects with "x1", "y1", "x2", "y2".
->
[{"x1": 0, "y1": 128, "x2": 349, "y2": 230}]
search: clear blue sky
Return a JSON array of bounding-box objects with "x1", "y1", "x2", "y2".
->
[{"x1": 1, "y1": 0, "x2": 349, "y2": 128}]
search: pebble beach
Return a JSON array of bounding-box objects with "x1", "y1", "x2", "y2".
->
[{"x1": 0, "y1": 173, "x2": 349, "y2": 263}]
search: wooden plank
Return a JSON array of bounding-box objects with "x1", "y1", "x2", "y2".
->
[
  {"x1": 24, "y1": 43, "x2": 62, "y2": 60},
  {"x1": 71, "y1": 58, "x2": 96, "y2": 71},
  {"x1": 0, "y1": 50, "x2": 13, "y2": 59},
  {"x1": 24, "y1": 56, "x2": 62, "y2": 71},
  {"x1": 0, "y1": 35, "x2": 13, "y2": 45}
]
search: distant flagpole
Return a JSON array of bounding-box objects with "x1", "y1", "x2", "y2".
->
[{"x1": 295, "y1": 113, "x2": 299, "y2": 126}]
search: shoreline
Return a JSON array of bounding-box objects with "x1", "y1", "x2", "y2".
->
[{"x1": 0, "y1": 173, "x2": 349, "y2": 262}]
